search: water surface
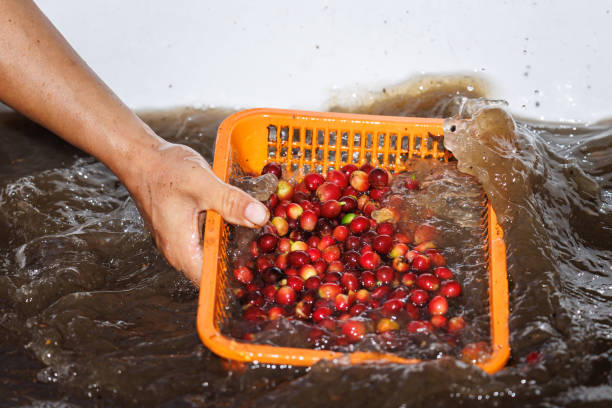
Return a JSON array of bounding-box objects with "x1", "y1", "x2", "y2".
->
[{"x1": 0, "y1": 80, "x2": 610, "y2": 407}]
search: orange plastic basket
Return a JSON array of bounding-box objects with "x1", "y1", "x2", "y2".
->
[{"x1": 197, "y1": 108, "x2": 510, "y2": 373}]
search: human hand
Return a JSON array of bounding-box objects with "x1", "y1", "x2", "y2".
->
[
  {"x1": 126, "y1": 141, "x2": 270, "y2": 284},
  {"x1": 0, "y1": 0, "x2": 271, "y2": 284}
]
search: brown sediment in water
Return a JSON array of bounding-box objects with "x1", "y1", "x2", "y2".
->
[{"x1": 0, "y1": 76, "x2": 610, "y2": 406}]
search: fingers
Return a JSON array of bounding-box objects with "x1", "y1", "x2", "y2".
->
[
  {"x1": 181, "y1": 239, "x2": 204, "y2": 285},
  {"x1": 205, "y1": 181, "x2": 269, "y2": 228},
  {"x1": 153, "y1": 206, "x2": 204, "y2": 285}
]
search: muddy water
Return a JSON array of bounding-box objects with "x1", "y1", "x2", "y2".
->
[{"x1": 0, "y1": 79, "x2": 611, "y2": 406}]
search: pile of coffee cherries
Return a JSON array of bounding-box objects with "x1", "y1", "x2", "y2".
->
[{"x1": 231, "y1": 162, "x2": 467, "y2": 348}]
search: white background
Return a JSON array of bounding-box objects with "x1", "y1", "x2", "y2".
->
[{"x1": 36, "y1": 0, "x2": 612, "y2": 123}]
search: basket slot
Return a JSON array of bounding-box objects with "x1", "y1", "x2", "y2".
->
[
  {"x1": 341, "y1": 131, "x2": 349, "y2": 147},
  {"x1": 280, "y1": 126, "x2": 289, "y2": 141},
  {"x1": 267, "y1": 125, "x2": 277, "y2": 142}
]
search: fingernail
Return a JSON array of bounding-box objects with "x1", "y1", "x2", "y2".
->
[{"x1": 245, "y1": 202, "x2": 267, "y2": 226}]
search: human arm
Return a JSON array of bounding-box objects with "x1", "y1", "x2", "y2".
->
[{"x1": 0, "y1": 0, "x2": 269, "y2": 283}]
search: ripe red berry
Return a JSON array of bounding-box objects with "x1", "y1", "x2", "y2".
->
[
  {"x1": 389, "y1": 287, "x2": 408, "y2": 300},
  {"x1": 275, "y1": 253, "x2": 289, "y2": 270},
  {"x1": 375, "y1": 265, "x2": 395, "y2": 285},
  {"x1": 430, "y1": 315, "x2": 447, "y2": 328},
  {"x1": 350, "y1": 303, "x2": 367, "y2": 316},
  {"x1": 275, "y1": 286, "x2": 296, "y2": 305},
  {"x1": 340, "y1": 272, "x2": 359, "y2": 291},
  {"x1": 371, "y1": 285, "x2": 390, "y2": 300},
  {"x1": 317, "y1": 235, "x2": 336, "y2": 250},
  {"x1": 320, "y1": 200, "x2": 343, "y2": 218},
  {"x1": 322, "y1": 245, "x2": 341, "y2": 263},
  {"x1": 258, "y1": 233, "x2": 278, "y2": 253},
  {"x1": 312, "y1": 306, "x2": 333, "y2": 322},
  {"x1": 316, "y1": 182, "x2": 342, "y2": 202},
  {"x1": 405, "y1": 303, "x2": 420, "y2": 320},
  {"x1": 368, "y1": 168, "x2": 389, "y2": 188},
  {"x1": 261, "y1": 162, "x2": 282, "y2": 178},
  {"x1": 360, "y1": 271, "x2": 376, "y2": 290},
  {"x1": 327, "y1": 260, "x2": 344, "y2": 274},
  {"x1": 359, "y1": 163, "x2": 374, "y2": 174},
  {"x1": 428, "y1": 295, "x2": 448, "y2": 316},
  {"x1": 303, "y1": 173, "x2": 325, "y2": 191},
  {"x1": 288, "y1": 250, "x2": 310, "y2": 267},
  {"x1": 440, "y1": 280, "x2": 462, "y2": 298},
  {"x1": 333, "y1": 225, "x2": 349, "y2": 241},
  {"x1": 448, "y1": 316, "x2": 466, "y2": 333},
  {"x1": 243, "y1": 306, "x2": 267, "y2": 322},
  {"x1": 406, "y1": 320, "x2": 433, "y2": 334},
  {"x1": 433, "y1": 267, "x2": 454, "y2": 280},
  {"x1": 344, "y1": 235, "x2": 361, "y2": 251},
  {"x1": 339, "y1": 196, "x2": 358, "y2": 212},
  {"x1": 349, "y1": 216, "x2": 370, "y2": 234},
  {"x1": 526, "y1": 351, "x2": 542, "y2": 365},
  {"x1": 287, "y1": 276, "x2": 304, "y2": 292},
  {"x1": 261, "y1": 266, "x2": 282, "y2": 284},
  {"x1": 342, "y1": 320, "x2": 366, "y2": 343},
  {"x1": 249, "y1": 240, "x2": 260, "y2": 258},
  {"x1": 382, "y1": 298, "x2": 404, "y2": 316},
  {"x1": 268, "y1": 306, "x2": 285, "y2": 320},
  {"x1": 334, "y1": 293, "x2": 351, "y2": 312},
  {"x1": 277, "y1": 237, "x2": 291, "y2": 253},
  {"x1": 304, "y1": 276, "x2": 321, "y2": 290},
  {"x1": 318, "y1": 283, "x2": 342, "y2": 300},
  {"x1": 245, "y1": 292, "x2": 265, "y2": 308},
  {"x1": 313, "y1": 260, "x2": 327, "y2": 276},
  {"x1": 404, "y1": 177, "x2": 419, "y2": 190},
  {"x1": 267, "y1": 193, "x2": 279, "y2": 209},
  {"x1": 409, "y1": 289, "x2": 429, "y2": 306},
  {"x1": 323, "y1": 271, "x2": 341, "y2": 284},
  {"x1": 400, "y1": 272, "x2": 417, "y2": 287},
  {"x1": 326, "y1": 169, "x2": 348, "y2": 188},
  {"x1": 411, "y1": 254, "x2": 431, "y2": 272},
  {"x1": 340, "y1": 164, "x2": 358, "y2": 178},
  {"x1": 307, "y1": 247, "x2": 322, "y2": 262},
  {"x1": 233, "y1": 266, "x2": 253, "y2": 284},
  {"x1": 261, "y1": 284, "x2": 277, "y2": 300},
  {"x1": 359, "y1": 251, "x2": 381, "y2": 270},
  {"x1": 369, "y1": 187, "x2": 388, "y2": 202},
  {"x1": 372, "y1": 234, "x2": 393, "y2": 255},
  {"x1": 316, "y1": 219, "x2": 334, "y2": 236},
  {"x1": 416, "y1": 273, "x2": 440, "y2": 291},
  {"x1": 300, "y1": 209, "x2": 318, "y2": 231},
  {"x1": 376, "y1": 222, "x2": 395, "y2": 236}
]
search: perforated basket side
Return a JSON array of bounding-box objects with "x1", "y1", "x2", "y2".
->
[{"x1": 265, "y1": 117, "x2": 450, "y2": 175}]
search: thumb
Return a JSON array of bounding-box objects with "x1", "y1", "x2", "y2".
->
[{"x1": 206, "y1": 180, "x2": 269, "y2": 228}]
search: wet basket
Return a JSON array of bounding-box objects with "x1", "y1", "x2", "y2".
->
[{"x1": 197, "y1": 108, "x2": 509, "y2": 374}]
